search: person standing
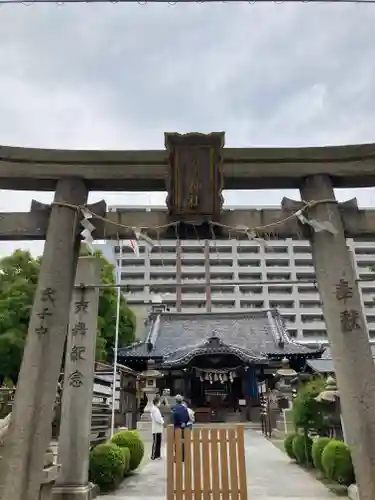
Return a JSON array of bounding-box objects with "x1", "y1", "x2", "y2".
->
[
  {"x1": 171, "y1": 394, "x2": 190, "y2": 429},
  {"x1": 171, "y1": 394, "x2": 190, "y2": 462},
  {"x1": 151, "y1": 396, "x2": 164, "y2": 460}
]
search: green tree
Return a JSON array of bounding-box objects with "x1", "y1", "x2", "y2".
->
[
  {"x1": 0, "y1": 248, "x2": 136, "y2": 384},
  {"x1": 292, "y1": 376, "x2": 329, "y2": 465}
]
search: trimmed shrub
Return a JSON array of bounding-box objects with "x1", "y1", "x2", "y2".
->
[
  {"x1": 89, "y1": 442, "x2": 125, "y2": 491},
  {"x1": 111, "y1": 429, "x2": 145, "y2": 471},
  {"x1": 312, "y1": 437, "x2": 332, "y2": 471},
  {"x1": 292, "y1": 434, "x2": 313, "y2": 465},
  {"x1": 321, "y1": 440, "x2": 355, "y2": 486},
  {"x1": 121, "y1": 446, "x2": 131, "y2": 476},
  {"x1": 292, "y1": 377, "x2": 328, "y2": 435},
  {"x1": 284, "y1": 433, "x2": 298, "y2": 460}
]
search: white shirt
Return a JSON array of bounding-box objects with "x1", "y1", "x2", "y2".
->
[
  {"x1": 151, "y1": 404, "x2": 164, "y2": 434},
  {"x1": 187, "y1": 408, "x2": 195, "y2": 424}
]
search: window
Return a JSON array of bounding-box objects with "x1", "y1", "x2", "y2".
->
[{"x1": 302, "y1": 330, "x2": 327, "y2": 338}]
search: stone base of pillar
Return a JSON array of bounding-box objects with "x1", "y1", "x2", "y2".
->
[
  {"x1": 52, "y1": 483, "x2": 98, "y2": 500},
  {"x1": 348, "y1": 484, "x2": 359, "y2": 500},
  {"x1": 140, "y1": 410, "x2": 152, "y2": 423}
]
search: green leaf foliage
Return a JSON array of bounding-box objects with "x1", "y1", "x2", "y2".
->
[
  {"x1": 0, "y1": 248, "x2": 136, "y2": 384},
  {"x1": 89, "y1": 442, "x2": 126, "y2": 491},
  {"x1": 292, "y1": 377, "x2": 328, "y2": 434},
  {"x1": 111, "y1": 430, "x2": 145, "y2": 471},
  {"x1": 321, "y1": 440, "x2": 355, "y2": 486},
  {"x1": 312, "y1": 437, "x2": 332, "y2": 471},
  {"x1": 284, "y1": 433, "x2": 298, "y2": 460},
  {"x1": 292, "y1": 433, "x2": 313, "y2": 465}
]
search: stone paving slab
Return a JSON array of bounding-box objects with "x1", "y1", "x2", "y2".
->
[{"x1": 100, "y1": 429, "x2": 336, "y2": 499}]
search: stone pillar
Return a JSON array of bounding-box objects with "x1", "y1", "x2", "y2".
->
[
  {"x1": 0, "y1": 178, "x2": 88, "y2": 500},
  {"x1": 300, "y1": 175, "x2": 375, "y2": 500},
  {"x1": 53, "y1": 257, "x2": 101, "y2": 500}
]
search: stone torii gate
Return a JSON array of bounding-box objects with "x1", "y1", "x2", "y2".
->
[{"x1": 1, "y1": 132, "x2": 375, "y2": 499}]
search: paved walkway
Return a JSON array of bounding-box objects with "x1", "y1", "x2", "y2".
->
[{"x1": 101, "y1": 429, "x2": 336, "y2": 500}]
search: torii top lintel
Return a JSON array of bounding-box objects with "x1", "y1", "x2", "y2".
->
[{"x1": 1, "y1": 131, "x2": 375, "y2": 192}]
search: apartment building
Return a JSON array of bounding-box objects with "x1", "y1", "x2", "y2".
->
[{"x1": 110, "y1": 206, "x2": 375, "y2": 344}]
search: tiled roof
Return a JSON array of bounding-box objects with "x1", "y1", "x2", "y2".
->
[{"x1": 118, "y1": 309, "x2": 323, "y2": 365}]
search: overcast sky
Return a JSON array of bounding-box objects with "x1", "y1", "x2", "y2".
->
[{"x1": 1, "y1": 1, "x2": 375, "y2": 258}]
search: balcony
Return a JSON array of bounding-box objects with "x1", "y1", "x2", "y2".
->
[
  {"x1": 301, "y1": 314, "x2": 325, "y2": 324},
  {"x1": 269, "y1": 301, "x2": 295, "y2": 309},
  {"x1": 292, "y1": 252, "x2": 312, "y2": 260},
  {"x1": 211, "y1": 285, "x2": 235, "y2": 293},
  {"x1": 237, "y1": 245, "x2": 260, "y2": 254},
  {"x1": 181, "y1": 293, "x2": 207, "y2": 301},
  {"x1": 265, "y1": 245, "x2": 289, "y2": 254},
  {"x1": 181, "y1": 268, "x2": 206, "y2": 275},
  {"x1": 150, "y1": 260, "x2": 176, "y2": 268},
  {"x1": 238, "y1": 273, "x2": 262, "y2": 281},
  {"x1": 296, "y1": 272, "x2": 316, "y2": 281},
  {"x1": 149, "y1": 275, "x2": 176, "y2": 283},
  {"x1": 180, "y1": 301, "x2": 206, "y2": 310},
  {"x1": 280, "y1": 314, "x2": 296, "y2": 323},
  {"x1": 359, "y1": 283, "x2": 375, "y2": 293},
  {"x1": 149, "y1": 285, "x2": 176, "y2": 294},
  {"x1": 209, "y1": 263, "x2": 233, "y2": 271},
  {"x1": 181, "y1": 256, "x2": 206, "y2": 264},
  {"x1": 210, "y1": 274, "x2": 235, "y2": 281},
  {"x1": 240, "y1": 300, "x2": 265, "y2": 309},
  {"x1": 354, "y1": 243, "x2": 375, "y2": 255},
  {"x1": 181, "y1": 275, "x2": 206, "y2": 283},
  {"x1": 149, "y1": 266, "x2": 176, "y2": 274},
  {"x1": 299, "y1": 301, "x2": 322, "y2": 309},
  {"x1": 237, "y1": 259, "x2": 261, "y2": 267},
  {"x1": 266, "y1": 273, "x2": 291, "y2": 281},
  {"x1": 211, "y1": 301, "x2": 236, "y2": 309},
  {"x1": 265, "y1": 259, "x2": 290, "y2": 268},
  {"x1": 301, "y1": 329, "x2": 328, "y2": 339},
  {"x1": 209, "y1": 246, "x2": 233, "y2": 254},
  {"x1": 267, "y1": 286, "x2": 293, "y2": 295},
  {"x1": 355, "y1": 254, "x2": 375, "y2": 264},
  {"x1": 239, "y1": 286, "x2": 263, "y2": 295},
  {"x1": 297, "y1": 285, "x2": 319, "y2": 294},
  {"x1": 211, "y1": 293, "x2": 235, "y2": 301}
]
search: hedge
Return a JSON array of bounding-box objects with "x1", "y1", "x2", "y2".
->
[
  {"x1": 89, "y1": 442, "x2": 125, "y2": 491},
  {"x1": 312, "y1": 437, "x2": 332, "y2": 472},
  {"x1": 321, "y1": 440, "x2": 355, "y2": 486},
  {"x1": 292, "y1": 434, "x2": 313, "y2": 465},
  {"x1": 284, "y1": 433, "x2": 298, "y2": 460},
  {"x1": 111, "y1": 429, "x2": 145, "y2": 471}
]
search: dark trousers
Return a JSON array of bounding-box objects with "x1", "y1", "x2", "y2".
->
[{"x1": 151, "y1": 432, "x2": 162, "y2": 459}]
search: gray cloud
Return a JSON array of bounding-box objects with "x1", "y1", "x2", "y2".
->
[{"x1": 1, "y1": 1, "x2": 375, "y2": 257}]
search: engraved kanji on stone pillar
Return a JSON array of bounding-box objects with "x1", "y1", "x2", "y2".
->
[
  {"x1": 165, "y1": 132, "x2": 225, "y2": 223},
  {"x1": 299, "y1": 175, "x2": 375, "y2": 500},
  {"x1": 53, "y1": 257, "x2": 101, "y2": 500}
]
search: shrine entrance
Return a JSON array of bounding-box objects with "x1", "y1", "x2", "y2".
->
[
  {"x1": 189, "y1": 367, "x2": 246, "y2": 423},
  {"x1": 2, "y1": 132, "x2": 375, "y2": 499}
]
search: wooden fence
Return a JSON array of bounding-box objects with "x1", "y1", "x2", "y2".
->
[{"x1": 167, "y1": 425, "x2": 248, "y2": 500}]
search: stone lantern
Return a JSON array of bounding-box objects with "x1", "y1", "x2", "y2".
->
[
  {"x1": 276, "y1": 357, "x2": 297, "y2": 409},
  {"x1": 315, "y1": 376, "x2": 345, "y2": 441},
  {"x1": 139, "y1": 365, "x2": 164, "y2": 423}
]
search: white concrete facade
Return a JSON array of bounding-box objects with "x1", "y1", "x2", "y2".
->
[{"x1": 109, "y1": 205, "x2": 375, "y2": 345}]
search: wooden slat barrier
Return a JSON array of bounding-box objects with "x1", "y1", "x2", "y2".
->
[{"x1": 167, "y1": 425, "x2": 248, "y2": 500}]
